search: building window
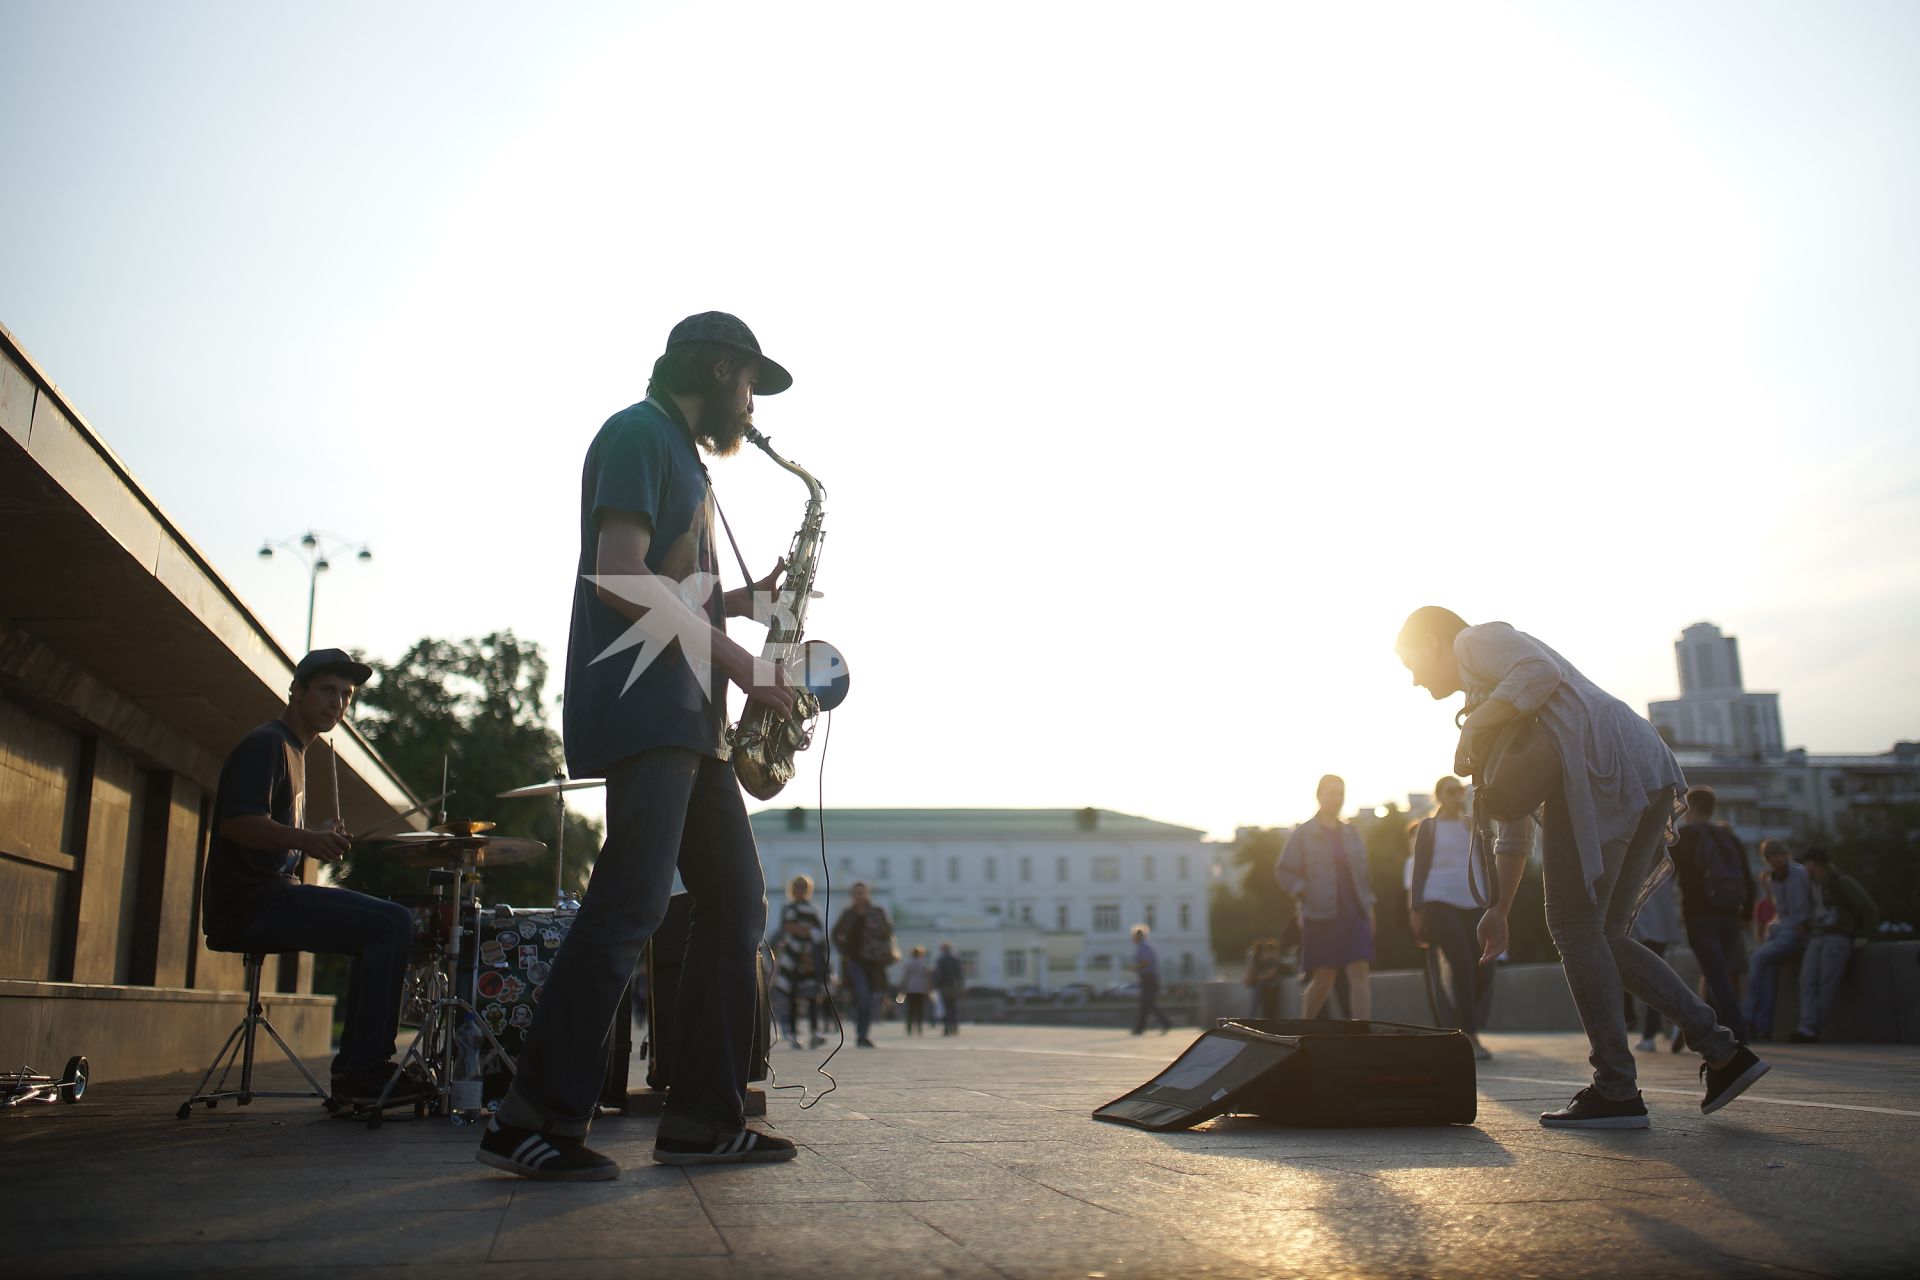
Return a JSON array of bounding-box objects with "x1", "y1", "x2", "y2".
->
[
  {"x1": 1056, "y1": 903, "x2": 1070, "y2": 929},
  {"x1": 1145, "y1": 903, "x2": 1157, "y2": 929},
  {"x1": 960, "y1": 950, "x2": 980, "y2": 979},
  {"x1": 1093, "y1": 903, "x2": 1120, "y2": 933},
  {"x1": 1143, "y1": 855, "x2": 1156, "y2": 881},
  {"x1": 1056, "y1": 855, "x2": 1069, "y2": 882},
  {"x1": 878, "y1": 856, "x2": 891, "y2": 881},
  {"x1": 1019, "y1": 856, "x2": 1032, "y2": 883},
  {"x1": 1004, "y1": 950, "x2": 1026, "y2": 978},
  {"x1": 986, "y1": 856, "x2": 997, "y2": 883},
  {"x1": 1089, "y1": 953, "x2": 1113, "y2": 972},
  {"x1": 1178, "y1": 901, "x2": 1191, "y2": 930},
  {"x1": 1019, "y1": 903, "x2": 1034, "y2": 923},
  {"x1": 1092, "y1": 856, "x2": 1120, "y2": 883},
  {"x1": 913, "y1": 857, "x2": 925, "y2": 883},
  {"x1": 948, "y1": 856, "x2": 961, "y2": 883},
  {"x1": 1176, "y1": 854, "x2": 1189, "y2": 881},
  {"x1": 1180, "y1": 953, "x2": 1195, "y2": 977}
]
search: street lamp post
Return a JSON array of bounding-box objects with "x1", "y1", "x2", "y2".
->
[{"x1": 258, "y1": 530, "x2": 372, "y2": 652}]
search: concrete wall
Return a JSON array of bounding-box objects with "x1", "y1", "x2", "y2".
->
[
  {"x1": 0, "y1": 979, "x2": 332, "y2": 1082},
  {"x1": 1193, "y1": 944, "x2": 1920, "y2": 1043}
]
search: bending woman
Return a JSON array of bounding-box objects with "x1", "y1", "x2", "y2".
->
[{"x1": 1394, "y1": 608, "x2": 1767, "y2": 1128}]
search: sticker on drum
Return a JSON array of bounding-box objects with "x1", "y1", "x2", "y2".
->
[
  {"x1": 527, "y1": 960, "x2": 551, "y2": 985},
  {"x1": 478, "y1": 941, "x2": 506, "y2": 966},
  {"x1": 518, "y1": 945, "x2": 538, "y2": 968},
  {"x1": 483, "y1": 1003, "x2": 508, "y2": 1033},
  {"x1": 541, "y1": 927, "x2": 563, "y2": 949},
  {"x1": 510, "y1": 1004, "x2": 533, "y2": 1028},
  {"x1": 497, "y1": 930, "x2": 519, "y2": 948},
  {"x1": 477, "y1": 971, "x2": 505, "y2": 1000},
  {"x1": 499, "y1": 975, "x2": 526, "y2": 1004}
]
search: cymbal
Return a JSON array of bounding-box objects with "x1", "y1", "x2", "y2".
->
[
  {"x1": 435, "y1": 820, "x2": 495, "y2": 836},
  {"x1": 380, "y1": 834, "x2": 547, "y2": 868},
  {"x1": 498, "y1": 777, "x2": 606, "y2": 799}
]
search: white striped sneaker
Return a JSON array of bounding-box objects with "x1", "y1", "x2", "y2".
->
[
  {"x1": 476, "y1": 1117, "x2": 619, "y2": 1181},
  {"x1": 652, "y1": 1125, "x2": 798, "y2": 1166}
]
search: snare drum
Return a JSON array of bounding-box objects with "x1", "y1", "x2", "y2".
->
[{"x1": 392, "y1": 893, "x2": 456, "y2": 958}]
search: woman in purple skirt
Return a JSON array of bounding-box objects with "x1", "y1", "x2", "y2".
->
[{"x1": 1274, "y1": 775, "x2": 1375, "y2": 1021}]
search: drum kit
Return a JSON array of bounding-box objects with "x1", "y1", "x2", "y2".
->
[{"x1": 359, "y1": 774, "x2": 602, "y2": 1127}]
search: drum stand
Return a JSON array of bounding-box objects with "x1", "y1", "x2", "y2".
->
[{"x1": 370, "y1": 850, "x2": 518, "y2": 1127}]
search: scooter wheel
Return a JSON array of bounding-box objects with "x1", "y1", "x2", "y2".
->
[{"x1": 61, "y1": 1056, "x2": 88, "y2": 1104}]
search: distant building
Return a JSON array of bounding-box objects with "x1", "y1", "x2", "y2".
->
[
  {"x1": 1670, "y1": 744, "x2": 1920, "y2": 849},
  {"x1": 749, "y1": 807, "x2": 1214, "y2": 990},
  {"x1": 1648, "y1": 622, "x2": 1784, "y2": 754}
]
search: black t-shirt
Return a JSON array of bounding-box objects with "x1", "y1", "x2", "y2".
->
[
  {"x1": 562, "y1": 398, "x2": 728, "y2": 777},
  {"x1": 202, "y1": 719, "x2": 306, "y2": 938}
]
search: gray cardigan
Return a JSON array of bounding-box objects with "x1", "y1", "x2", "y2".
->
[
  {"x1": 1457, "y1": 622, "x2": 1686, "y2": 900},
  {"x1": 1274, "y1": 818, "x2": 1374, "y2": 921}
]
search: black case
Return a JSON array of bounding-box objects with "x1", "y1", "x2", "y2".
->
[
  {"x1": 1094, "y1": 1018, "x2": 1477, "y2": 1131},
  {"x1": 641, "y1": 892, "x2": 773, "y2": 1094}
]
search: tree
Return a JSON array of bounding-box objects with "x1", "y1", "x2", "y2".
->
[
  {"x1": 1209, "y1": 827, "x2": 1293, "y2": 966},
  {"x1": 1816, "y1": 803, "x2": 1919, "y2": 930},
  {"x1": 339, "y1": 632, "x2": 602, "y2": 907}
]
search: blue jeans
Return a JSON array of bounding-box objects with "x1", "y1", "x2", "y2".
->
[
  {"x1": 500, "y1": 749, "x2": 765, "y2": 1137},
  {"x1": 1540, "y1": 787, "x2": 1734, "y2": 1100},
  {"x1": 1684, "y1": 915, "x2": 1747, "y2": 1042},
  {"x1": 1744, "y1": 925, "x2": 1807, "y2": 1038},
  {"x1": 848, "y1": 963, "x2": 881, "y2": 1040},
  {"x1": 232, "y1": 884, "x2": 412, "y2": 1078},
  {"x1": 1134, "y1": 973, "x2": 1171, "y2": 1032}
]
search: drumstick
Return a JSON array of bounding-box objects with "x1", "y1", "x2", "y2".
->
[{"x1": 331, "y1": 734, "x2": 343, "y2": 827}]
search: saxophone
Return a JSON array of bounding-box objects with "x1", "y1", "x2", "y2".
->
[{"x1": 728, "y1": 426, "x2": 838, "y2": 800}]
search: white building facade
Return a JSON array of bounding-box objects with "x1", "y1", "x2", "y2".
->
[{"x1": 749, "y1": 808, "x2": 1214, "y2": 991}]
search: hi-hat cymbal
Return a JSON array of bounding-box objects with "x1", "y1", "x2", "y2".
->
[
  {"x1": 497, "y1": 777, "x2": 606, "y2": 799},
  {"x1": 381, "y1": 835, "x2": 546, "y2": 869},
  {"x1": 435, "y1": 820, "x2": 495, "y2": 836}
]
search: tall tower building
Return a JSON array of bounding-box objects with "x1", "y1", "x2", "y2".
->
[{"x1": 1648, "y1": 622, "x2": 1783, "y2": 754}]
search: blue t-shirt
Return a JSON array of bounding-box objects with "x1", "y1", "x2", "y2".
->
[
  {"x1": 563, "y1": 399, "x2": 728, "y2": 776},
  {"x1": 1134, "y1": 940, "x2": 1159, "y2": 980}
]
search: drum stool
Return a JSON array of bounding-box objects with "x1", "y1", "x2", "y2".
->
[{"x1": 176, "y1": 949, "x2": 334, "y2": 1119}]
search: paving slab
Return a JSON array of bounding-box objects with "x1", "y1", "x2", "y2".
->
[{"x1": 4, "y1": 1026, "x2": 1918, "y2": 1277}]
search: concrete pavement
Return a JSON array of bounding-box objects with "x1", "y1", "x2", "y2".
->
[{"x1": 5, "y1": 1025, "x2": 1919, "y2": 1277}]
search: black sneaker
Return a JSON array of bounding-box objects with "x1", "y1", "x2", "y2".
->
[
  {"x1": 652, "y1": 1126, "x2": 798, "y2": 1166},
  {"x1": 1540, "y1": 1087, "x2": 1650, "y2": 1129},
  {"x1": 1788, "y1": 1030, "x2": 1819, "y2": 1044},
  {"x1": 1701, "y1": 1045, "x2": 1770, "y2": 1114},
  {"x1": 477, "y1": 1116, "x2": 618, "y2": 1181}
]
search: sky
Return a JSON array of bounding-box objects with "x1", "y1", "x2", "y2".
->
[{"x1": 3, "y1": 0, "x2": 1916, "y2": 841}]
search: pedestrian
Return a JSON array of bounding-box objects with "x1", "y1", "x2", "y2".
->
[
  {"x1": 1275, "y1": 775, "x2": 1374, "y2": 1022},
  {"x1": 1667, "y1": 786, "x2": 1753, "y2": 1042},
  {"x1": 934, "y1": 941, "x2": 965, "y2": 1036},
  {"x1": 831, "y1": 881, "x2": 896, "y2": 1048},
  {"x1": 1409, "y1": 775, "x2": 1494, "y2": 1059},
  {"x1": 900, "y1": 945, "x2": 933, "y2": 1035},
  {"x1": 770, "y1": 875, "x2": 827, "y2": 1050},
  {"x1": 1793, "y1": 849, "x2": 1880, "y2": 1043},
  {"x1": 1628, "y1": 874, "x2": 1686, "y2": 1053},
  {"x1": 1394, "y1": 607, "x2": 1767, "y2": 1128},
  {"x1": 1743, "y1": 840, "x2": 1812, "y2": 1040},
  {"x1": 1129, "y1": 925, "x2": 1175, "y2": 1034},
  {"x1": 1244, "y1": 938, "x2": 1285, "y2": 1020}
]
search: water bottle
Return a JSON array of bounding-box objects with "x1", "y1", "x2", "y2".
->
[{"x1": 451, "y1": 1012, "x2": 484, "y2": 1114}]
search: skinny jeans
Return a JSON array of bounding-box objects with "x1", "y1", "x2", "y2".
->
[
  {"x1": 1420, "y1": 902, "x2": 1494, "y2": 1038},
  {"x1": 500, "y1": 749, "x2": 765, "y2": 1137},
  {"x1": 1540, "y1": 786, "x2": 1735, "y2": 1100}
]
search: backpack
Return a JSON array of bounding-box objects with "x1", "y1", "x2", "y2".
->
[{"x1": 1699, "y1": 825, "x2": 1747, "y2": 912}]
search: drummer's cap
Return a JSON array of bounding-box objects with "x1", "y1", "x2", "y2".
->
[
  {"x1": 295, "y1": 647, "x2": 373, "y2": 687},
  {"x1": 665, "y1": 312, "x2": 792, "y2": 395}
]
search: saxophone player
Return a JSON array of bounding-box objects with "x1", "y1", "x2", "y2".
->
[{"x1": 478, "y1": 312, "x2": 798, "y2": 1181}]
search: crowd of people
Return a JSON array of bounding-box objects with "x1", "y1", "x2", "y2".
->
[{"x1": 768, "y1": 876, "x2": 966, "y2": 1047}]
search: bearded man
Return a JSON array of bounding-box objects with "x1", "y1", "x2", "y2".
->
[{"x1": 479, "y1": 313, "x2": 798, "y2": 1180}]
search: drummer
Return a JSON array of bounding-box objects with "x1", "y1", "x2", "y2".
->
[{"x1": 200, "y1": 648, "x2": 426, "y2": 1108}]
